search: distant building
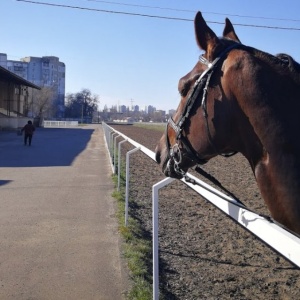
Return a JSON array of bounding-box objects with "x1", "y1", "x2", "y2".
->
[
  {"x1": 0, "y1": 53, "x2": 65, "y2": 117},
  {"x1": 168, "y1": 109, "x2": 176, "y2": 116},
  {"x1": 156, "y1": 110, "x2": 166, "y2": 117},
  {"x1": 119, "y1": 105, "x2": 127, "y2": 113},
  {"x1": 147, "y1": 105, "x2": 156, "y2": 114}
]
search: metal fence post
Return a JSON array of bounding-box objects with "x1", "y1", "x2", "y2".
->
[
  {"x1": 152, "y1": 177, "x2": 175, "y2": 300},
  {"x1": 118, "y1": 139, "x2": 128, "y2": 191},
  {"x1": 108, "y1": 131, "x2": 113, "y2": 154},
  {"x1": 113, "y1": 135, "x2": 121, "y2": 174},
  {"x1": 110, "y1": 132, "x2": 118, "y2": 162},
  {"x1": 125, "y1": 147, "x2": 140, "y2": 226},
  {"x1": 102, "y1": 124, "x2": 114, "y2": 173},
  {"x1": 103, "y1": 124, "x2": 111, "y2": 147}
]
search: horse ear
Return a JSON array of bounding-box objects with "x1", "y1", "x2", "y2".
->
[
  {"x1": 223, "y1": 18, "x2": 241, "y2": 43},
  {"x1": 194, "y1": 11, "x2": 219, "y2": 60}
]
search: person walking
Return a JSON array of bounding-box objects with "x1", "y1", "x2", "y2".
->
[{"x1": 21, "y1": 120, "x2": 35, "y2": 146}]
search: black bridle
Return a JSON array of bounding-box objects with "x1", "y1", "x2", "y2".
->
[{"x1": 166, "y1": 44, "x2": 239, "y2": 176}]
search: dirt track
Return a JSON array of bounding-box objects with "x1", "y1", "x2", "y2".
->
[{"x1": 111, "y1": 124, "x2": 300, "y2": 300}]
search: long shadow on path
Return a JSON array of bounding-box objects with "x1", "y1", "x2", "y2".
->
[{"x1": 0, "y1": 127, "x2": 95, "y2": 168}]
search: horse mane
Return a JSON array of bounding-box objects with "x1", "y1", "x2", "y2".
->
[
  {"x1": 239, "y1": 44, "x2": 300, "y2": 83},
  {"x1": 209, "y1": 38, "x2": 300, "y2": 83}
]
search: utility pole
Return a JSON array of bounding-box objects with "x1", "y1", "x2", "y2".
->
[
  {"x1": 130, "y1": 98, "x2": 134, "y2": 111},
  {"x1": 98, "y1": 98, "x2": 101, "y2": 123},
  {"x1": 81, "y1": 96, "x2": 84, "y2": 124}
]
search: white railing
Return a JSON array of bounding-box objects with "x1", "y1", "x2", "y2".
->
[
  {"x1": 102, "y1": 122, "x2": 300, "y2": 300},
  {"x1": 43, "y1": 120, "x2": 79, "y2": 127}
]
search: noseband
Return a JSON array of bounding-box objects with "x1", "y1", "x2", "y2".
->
[{"x1": 166, "y1": 43, "x2": 239, "y2": 176}]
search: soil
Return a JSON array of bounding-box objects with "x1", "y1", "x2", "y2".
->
[{"x1": 110, "y1": 124, "x2": 300, "y2": 300}]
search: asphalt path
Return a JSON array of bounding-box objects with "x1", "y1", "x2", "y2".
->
[{"x1": 0, "y1": 125, "x2": 127, "y2": 299}]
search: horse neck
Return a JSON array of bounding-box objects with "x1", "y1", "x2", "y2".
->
[
  {"x1": 235, "y1": 90, "x2": 300, "y2": 234},
  {"x1": 253, "y1": 151, "x2": 300, "y2": 234}
]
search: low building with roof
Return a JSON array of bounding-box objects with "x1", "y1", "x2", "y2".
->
[{"x1": 0, "y1": 66, "x2": 40, "y2": 129}]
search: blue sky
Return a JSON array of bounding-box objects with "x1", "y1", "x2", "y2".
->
[{"x1": 1, "y1": 0, "x2": 300, "y2": 111}]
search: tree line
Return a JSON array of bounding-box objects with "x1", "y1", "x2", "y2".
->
[
  {"x1": 28, "y1": 88, "x2": 98, "y2": 121},
  {"x1": 29, "y1": 87, "x2": 168, "y2": 123},
  {"x1": 64, "y1": 89, "x2": 98, "y2": 120}
]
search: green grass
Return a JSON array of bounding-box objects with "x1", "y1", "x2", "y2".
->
[
  {"x1": 111, "y1": 159, "x2": 153, "y2": 300},
  {"x1": 134, "y1": 123, "x2": 165, "y2": 132}
]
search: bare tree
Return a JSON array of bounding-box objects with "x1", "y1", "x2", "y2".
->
[
  {"x1": 65, "y1": 88, "x2": 99, "y2": 122},
  {"x1": 29, "y1": 87, "x2": 55, "y2": 120}
]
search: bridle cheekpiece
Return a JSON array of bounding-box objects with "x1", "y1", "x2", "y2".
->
[{"x1": 166, "y1": 43, "x2": 240, "y2": 176}]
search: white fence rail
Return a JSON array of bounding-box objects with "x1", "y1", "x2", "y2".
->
[
  {"x1": 43, "y1": 120, "x2": 78, "y2": 127},
  {"x1": 102, "y1": 122, "x2": 300, "y2": 300}
]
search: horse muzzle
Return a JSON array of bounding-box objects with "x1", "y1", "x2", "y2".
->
[
  {"x1": 164, "y1": 158, "x2": 185, "y2": 179},
  {"x1": 155, "y1": 144, "x2": 185, "y2": 179}
]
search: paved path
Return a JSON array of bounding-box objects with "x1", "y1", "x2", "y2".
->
[{"x1": 0, "y1": 125, "x2": 127, "y2": 299}]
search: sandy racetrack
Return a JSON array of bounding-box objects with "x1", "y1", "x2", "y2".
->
[{"x1": 111, "y1": 124, "x2": 300, "y2": 300}]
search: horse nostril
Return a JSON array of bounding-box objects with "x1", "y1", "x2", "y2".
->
[
  {"x1": 155, "y1": 147, "x2": 161, "y2": 164},
  {"x1": 155, "y1": 152, "x2": 161, "y2": 164}
]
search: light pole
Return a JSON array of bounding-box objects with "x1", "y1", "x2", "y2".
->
[
  {"x1": 81, "y1": 95, "x2": 85, "y2": 124},
  {"x1": 98, "y1": 98, "x2": 100, "y2": 123}
]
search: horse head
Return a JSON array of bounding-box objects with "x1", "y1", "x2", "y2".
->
[
  {"x1": 155, "y1": 12, "x2": 300, "y2": 235},
  {"x1": 155, "y1": 12, "x2": 243, "y2": 179}
]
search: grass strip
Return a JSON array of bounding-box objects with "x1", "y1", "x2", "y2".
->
[
  {"x1": 112, "y1": 159, "x2": 153, "y2": 300},
  {"x1": 134, "y1": 123, "x2": 165, "y2": 132}
]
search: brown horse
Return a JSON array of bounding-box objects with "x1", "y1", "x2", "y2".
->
[{"x1": 155, "y1": 11, "x2": 300, "y2": 235}]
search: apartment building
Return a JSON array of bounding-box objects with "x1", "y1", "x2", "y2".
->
[{"x1": 0, "y1": 53, "x2": 66, "y2": 117}]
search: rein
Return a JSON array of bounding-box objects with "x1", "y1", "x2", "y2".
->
[
  {"x1": 184, "y1": 167, "x2": 300, "y2": 239},
  {"x1": 166, "y1": 44, "x2": 239, "y2": 176}
]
